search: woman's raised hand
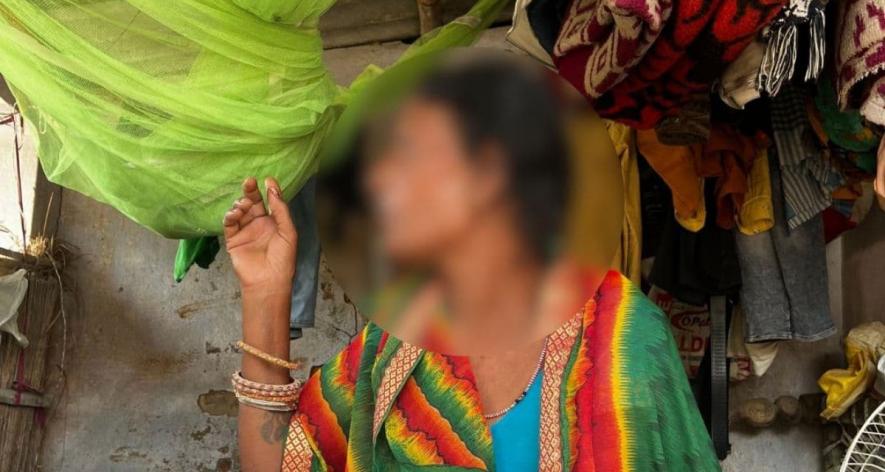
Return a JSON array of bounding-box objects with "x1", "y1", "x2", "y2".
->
[{"x1": 223, "y1": 177, "x2": 297, "y2": 295}]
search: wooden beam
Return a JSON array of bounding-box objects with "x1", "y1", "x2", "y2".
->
[
  {"x1": 320, "y1": 0, "x2": 514, "y2": 49},
  {"x1": 417, "y1": 0, "x2": 443, "y2": 34}
]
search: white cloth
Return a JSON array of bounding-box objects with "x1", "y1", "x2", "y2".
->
[
  {"x1": 506, "y1": 0, "x2": 555, "y2": 68},
  {"x1": 0, "y1": 269, "x2": 29, "y2": 348}
]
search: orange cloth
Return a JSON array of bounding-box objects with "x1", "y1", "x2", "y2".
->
[{"x1": 637, "y1": 125, "x2": 757, "y2": 231}]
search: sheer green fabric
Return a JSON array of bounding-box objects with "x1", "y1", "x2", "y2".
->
[{"x1": 0, "y1": 0, "x2": 508, "y2": 239}]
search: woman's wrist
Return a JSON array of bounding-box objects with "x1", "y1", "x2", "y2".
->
[{"x1": 240, "y1": 284, "x2": 293, "y2": 384}]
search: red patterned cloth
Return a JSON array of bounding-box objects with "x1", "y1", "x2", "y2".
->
[
  {"x1": 553, "y1": 0, "x2": 673, "y2": 98},
  {"x1": 555, "y1": 0, "x2": 786, "y2": 128}
]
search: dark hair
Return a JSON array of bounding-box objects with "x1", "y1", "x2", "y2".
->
[{"x1": 414, "y1": 52, "x2": 570, "y2": 260}]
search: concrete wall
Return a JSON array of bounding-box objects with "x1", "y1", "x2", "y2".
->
[{"x1": 0, "y1": 27, "x2": 856, "y2": 471}]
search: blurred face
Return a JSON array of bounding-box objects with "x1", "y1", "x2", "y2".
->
[{"x1": 363, "y1": 98, "x2": 504, "y2": 265}]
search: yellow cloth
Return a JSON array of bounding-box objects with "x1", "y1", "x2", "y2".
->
[
  {"x1": 605, "y1": 121, "x2": 642, "y2": 284},
  {"x1": 737, "y1": 148, "x2": 775, "y2": 235},
  {"x1": 635, "y1": 129, "x2": 706, "y2": 232},
  {"x1": 564, "y1": 110, "x2": 623, "y2": 272},
  {"x1": 818, "y1": 321, "x2": 885, "y2": 420}
]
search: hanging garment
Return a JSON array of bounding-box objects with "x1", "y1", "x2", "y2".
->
[
  {"x1": 835, "y1": 0, "x2": 885, "y2": 110},
  {"x1": 654, "y1": 95, "x2": 712, "y2": 146},
  {"x1": 288, "y1": 177, "x2": 321, "y2": 339},
  {"x1": 605, "y1": 121, "x2": 642, "y2": 284},
  {"x1": 282, "y1": 271, "x2": 721, "y2": 471},
  {"x1": 734, "y1": 148, "x2": 835, "y2": 343},
  {"x1": 0, "y1": 0, "x2": 509, "y2": 238},
  {"x1": 552, "y1": 0, "x2": 671, "y2": 100},
  {"x1": 637, "y1": 124, "x2": 758, "y2": 232},
  {"x1": 649, "y1": 184, "x2": 742, "y2": 307},
  {"x1": 756, "y1": 0, "x2": 827, "y2": 96},
  {"x1": 861, "y1": 76, "x2": 885, "y2": 127},
  {"x1": 719, "y1": 37, "x2": 765, "y2": 110},
  {"x1": 770, "y1": 83, "x2": 837, "y2": 229},
  {"x1": 813, "y1": 78, "x2": 879, "y2": 156},
  {"x1": 556, "y1": 0, "x2": 787, "y2": 128},
  {"x1": 818, "y1": 321, "x2": 885, "y2": 420},
  {"x1": 563, "y1": 109, "x2": 625, "y2": 272},
  {"x1": 639, "y1": 154, "x2": 673, "y2": 260},
  {"x1": 506, "y1": 0, "x2": 555, "y2": 67},
  {"x1": 737, "y1": 148, "x2": 775, "y2": 235},
  {"x1": 0, "y1": 269, "x2": 29, "y2": 348},
  {"x1": 637, "y1": 131, "x2": 706, "y2": 232}
]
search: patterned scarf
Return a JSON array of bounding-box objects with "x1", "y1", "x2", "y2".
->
[{"x1": 282, "y1": 271, "x2": 721, "y2": 471}]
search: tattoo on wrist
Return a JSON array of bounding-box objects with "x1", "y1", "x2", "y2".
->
[{"x1": 259, "y1": 411, "x2": 289, "y2": 445}]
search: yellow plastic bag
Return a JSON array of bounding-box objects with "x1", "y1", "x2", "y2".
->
[{"x1": 818, "y1": 321, "x2": 885, "y2": 419}]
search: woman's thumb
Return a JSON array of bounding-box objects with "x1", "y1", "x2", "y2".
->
[{"x1": 264, "y1": 178, "x2": 297, "y2": 241}]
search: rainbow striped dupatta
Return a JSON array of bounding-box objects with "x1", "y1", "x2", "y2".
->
[{"x1": 282, "y1": 271, "x2": 720, "y2": 471}]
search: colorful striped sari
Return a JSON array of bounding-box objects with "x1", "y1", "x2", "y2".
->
[{"x1": 282, "y1": 271, "x2": 721, "y2": 471}]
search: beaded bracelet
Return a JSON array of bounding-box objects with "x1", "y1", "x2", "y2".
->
[{"x1": 237, "y1": 340, "x2": 300, "y2": 370}]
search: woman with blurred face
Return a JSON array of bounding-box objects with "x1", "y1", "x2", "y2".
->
[{"x1": 228, "y1": 53, "x2": 720, "y2": 471}]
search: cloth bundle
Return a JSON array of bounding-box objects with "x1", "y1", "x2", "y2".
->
[
  {"x1": 636, "y1": 124, "x2": 765, "y2": 233},
  {"x1": 554, "y1": 0, "x2": 788, "y2": 128}
]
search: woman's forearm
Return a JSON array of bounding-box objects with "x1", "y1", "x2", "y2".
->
[{"x1": 238, "y1": 288, "x2": 293, "y2": 472}]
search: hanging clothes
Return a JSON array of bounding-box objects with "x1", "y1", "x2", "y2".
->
[
  {"x1": 555, "y1": 0, "x2": 787, "y2": 128},
  {"x1": 552, "y1": 0, "x2": 670, "y2": 100},
  {"x1": 756, "y1": 0, "x2": 827, "y2": 96},
  {"x1": 719, "y1": 37, "x2": 766, "y2": 110},
  {"x1": 605, "y1": 121, "x2": 642, "y2": 284},
  {"x1": 649, "y1": 178, "x2": 742, "y2": 307},
  {"x1": 563, "y1": 109, "x2": 625, "y2": 273},
  {"x1": 770, "y1": 83, "x2": 839, "y2": 229},
  {"x1": 737, "y1": 148, "x2": 776, "y2": 235},
  {"x1": 734, "y1": 147, "x2": 835, "y2": 343},
  {"x1": 637, "y1": 124, "x2": 759, "y2": 233}
]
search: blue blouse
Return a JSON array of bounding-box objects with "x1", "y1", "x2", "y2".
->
[{"x1": 490, "y1": 372, "x2": 543, "y2": 471}]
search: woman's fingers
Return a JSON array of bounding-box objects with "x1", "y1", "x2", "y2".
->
[
  {"x1": 233, "y1": 197, "x2": 258, "y2": 227},
  {"x1": 242, "y1": 177, "x2": 268, "y2": 217},
  {"x1": 264, "y1": 177, "x2": 297, "y2": 244},
  {"x1": 223, "y1": 206, "x2": 245, "y2": 240}
]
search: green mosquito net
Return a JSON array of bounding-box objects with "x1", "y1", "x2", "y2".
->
[{"x1": 0, "y1": 0, "x2": 508, "y2": 238}]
